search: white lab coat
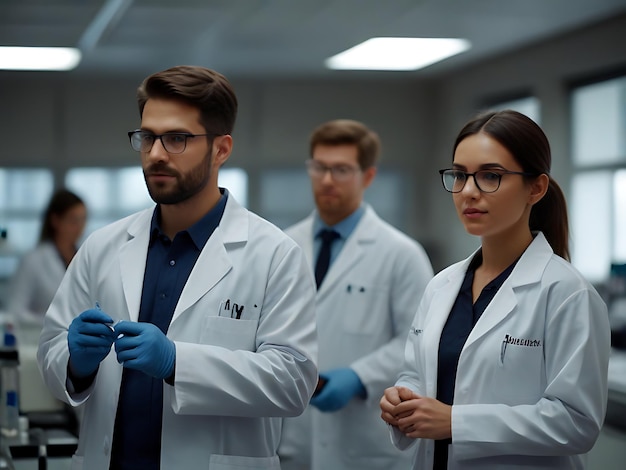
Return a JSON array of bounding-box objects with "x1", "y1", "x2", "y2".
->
[
  {"x1": 8, "y1": 241, "x2": 66, "y2": 323},
  {"x1": 280, "y1": 206, "x2": 433, "y2": 470},
  {"x1": 391, "y1": 232, "x2": 610, "y2": 469},
  {"x1": 37, "y1": 195, "x2": 318, "y2": 470}
]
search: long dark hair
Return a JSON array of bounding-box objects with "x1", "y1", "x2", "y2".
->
[
  {"x1": 453, "y1": 110, "x2": 570, "y2": 260},
  {"x1": 40, "y1": 189, "x2": 85, "y2": 243}
]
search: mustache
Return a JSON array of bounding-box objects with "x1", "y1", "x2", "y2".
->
[{"x1": 144, "y1": 164, "x2": 179, "y2": 177}]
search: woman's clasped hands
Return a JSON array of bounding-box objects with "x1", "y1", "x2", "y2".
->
[{"x1": 380, "y1": 386, "x2": 452, "y2": 440}]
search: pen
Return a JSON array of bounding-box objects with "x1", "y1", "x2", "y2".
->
[{"x1": 500, "y1": 334, "x2": 509, "y2": 364}]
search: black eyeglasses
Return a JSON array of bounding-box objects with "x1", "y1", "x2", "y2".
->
[
  {"x1": 439, "y1": 168, "x2": 535, "y2": 193},
  {"x1": 305, "y1": 159, "x2": 361, "y2": 182},
  {"x1": 128, "y1": 130, "x2": 218, "y2": 154}
]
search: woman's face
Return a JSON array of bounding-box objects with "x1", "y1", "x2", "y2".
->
[
  {"x1": 52, "y1": 203, "x2": 87, "y2": 244},
  {"x1": 451, "y1": 132, "x2": 535, "y2": 241}
]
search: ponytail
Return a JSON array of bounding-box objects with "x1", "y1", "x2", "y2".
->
[{"x1": 529, "y1": 177, "x2": 569, "y2": 261}]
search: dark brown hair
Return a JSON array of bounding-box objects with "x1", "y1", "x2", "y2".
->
[
  {"x1": 40, "y1": 189, "x2": 85, "y2": 242},
  {"x1": 137, "y1": 65, "x2": 238, "y2": 136},
  {"x1": 309, "y1": 119, "x2": 381, "y2": 169},
  {"x1": 453, "y1": 109, "x2": 570, "y2": 260}
]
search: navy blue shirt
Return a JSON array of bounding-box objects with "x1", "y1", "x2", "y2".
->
[
  {"x1": 433, "y1": 251, "x2": 517, "y2": 470},
  {"x1": 110, "y1": 191, "x2": 227, "y2": 470}
]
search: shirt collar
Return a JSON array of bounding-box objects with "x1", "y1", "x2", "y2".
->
[{"x1": 313, "y1": 204, "x2": 365, "y2": 240}]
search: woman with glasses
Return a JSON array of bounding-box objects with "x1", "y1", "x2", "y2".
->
[{"x1": 380, "y1": 110, "x2": 610, "y2": 469}]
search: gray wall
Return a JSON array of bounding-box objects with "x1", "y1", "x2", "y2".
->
[{"x1": 1, "y1": 13, "x2": 625, "y2": 272}]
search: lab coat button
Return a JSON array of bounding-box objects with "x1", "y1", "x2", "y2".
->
[{"x1": 169, "y1": 260, "x2": 175, "y2": 266}]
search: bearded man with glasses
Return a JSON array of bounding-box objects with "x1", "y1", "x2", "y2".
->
[{"x1": 38, "y1": 65, "x2": 318, "y2": 470}]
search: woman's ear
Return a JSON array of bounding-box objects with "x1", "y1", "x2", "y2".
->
[{"x1": 529, "y1": 173, "x2": 549, "y2": 205}]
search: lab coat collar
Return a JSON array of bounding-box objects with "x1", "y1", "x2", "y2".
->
[
  {"x1": 421, "y1": 233, "x2": 554, "y2": 372},
  {"x1": 174, "y1": 194, "x2": 249, "y2": 320},
  {"x1": 118, "y1": 194, "x2": 249, "y2": 323},
  {"x1": 120, "y1": 209, "x2": 154, "y2": 321},
  {"x1": 464, "y1": 232, "x2": 554, "y2": 348}
]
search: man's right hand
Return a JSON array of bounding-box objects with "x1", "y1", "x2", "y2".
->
[{"x1": 67, "y1": 308, "x2": 117, "y2": 378}]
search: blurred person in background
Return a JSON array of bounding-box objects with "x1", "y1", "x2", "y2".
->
[
  {"x1": 5, "y1": 189, "x2": 87, "y2": 434},
  {"x1": 8, "y1": 188, "x2": 87, "y2": 329},
  {"x1": 279, "y1": 119, "x2": 433, "y2": 470}
]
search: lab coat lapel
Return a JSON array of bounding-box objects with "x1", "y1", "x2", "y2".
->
[
  {"x1": 171, "y1": 197, "x2": 245, "y2": 320},
  {"x1": 423, "y1": 260, "x2": 469, "y2": 384},
  {"x1": 119, "y1": 209, "x2": 153, "y2": 322},
  {"x1": 464, "y1": 233, "x2": 552, "y2": 347}
]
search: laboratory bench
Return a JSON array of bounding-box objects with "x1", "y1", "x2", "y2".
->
[{"x1": 1, "y1": 427, "x2": 77, "y2": 470}]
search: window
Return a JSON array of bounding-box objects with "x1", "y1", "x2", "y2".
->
[
  {"x1": 482, "y1": 95, "x2": 541, "y2": 124},
  {"x1": 0, "y1": 169, "x2": 54, "y2": 278},
  {"x1": 0, "y1": 168, "x2": 55, "y2": 250},
  {"x1": 493, "y1": 96, "x2": 540, "y2": 124},
  {"x1": 570, "y1": 75, "x2": 626, "y2": 283},
  {"x1": 259, "y1": 169, "x2": 312, "y2": 229},
  {"x1": 66, "y1": 167, "x2": 153, "y2": 237}
]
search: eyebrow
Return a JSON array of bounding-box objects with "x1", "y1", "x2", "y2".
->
[
  {"x1": 139, "y1": 128, "x2": 195, "y2": 134},
  {"x1": 451, "y1": 163, "x2": 508, "y2": 171}
]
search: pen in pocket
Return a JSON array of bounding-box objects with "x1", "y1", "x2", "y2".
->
[{"x1": 500, "y1": 334, "x2": 510, "y2": 364}]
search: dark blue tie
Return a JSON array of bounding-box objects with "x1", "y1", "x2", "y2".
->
[{"x1": 315, "y1": 229, "x2": 340, "y2": 289}]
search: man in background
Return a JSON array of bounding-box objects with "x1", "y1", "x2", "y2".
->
[{"x1": 279, "y1": 119, "x2": 433, "y2": 470}]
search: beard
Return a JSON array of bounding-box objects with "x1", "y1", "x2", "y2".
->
[{"x1": 144, "y1": 151, "x2": 212, "y2": 205}]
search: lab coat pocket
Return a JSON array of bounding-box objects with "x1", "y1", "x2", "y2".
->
[
  {"x1": 342, "y1": 282, "x2": 389, "y2": 334},
  {"x1": 209, "y1": 453, "x2": 280, "y2": 469},
  {"x1": 201, "y1": 316, "x2": 257, "y2": 351},
  {"x1": 497, "y1": 338, "x2": 544, "y2": 403}
]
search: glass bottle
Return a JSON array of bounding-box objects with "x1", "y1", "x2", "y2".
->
[{"x1": 0, "y1": 325, "x2": 20, "y2": 439}]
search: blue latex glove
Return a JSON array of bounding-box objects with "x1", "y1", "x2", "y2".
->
[
  {"x1": 114, "y1": 321, "x2": 175, "y2": 380},
  {"x1": 310, "y1": 368, "x2": 366, "y2": 412},
  {"x1": 67, "y1": 308, "x2": 117, "y2": 378}
]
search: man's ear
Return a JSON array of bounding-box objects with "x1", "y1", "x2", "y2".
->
[
  {"x1": 362, "y1": 166, "x2": 377, "y2": 189},
  {"x1": 213, "y1": 134, "x2": 233, "y2": 167}
]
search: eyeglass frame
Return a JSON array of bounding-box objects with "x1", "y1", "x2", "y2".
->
[
  {"x1": 438, "y1": 168, "x2": 537, "y2": 193},
  {"x1": 128, "y1": 129, "x2": 221, "y2": 154},
  {"x1": 305, "y1": 159, "x2": 362, "y2": 182}
]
